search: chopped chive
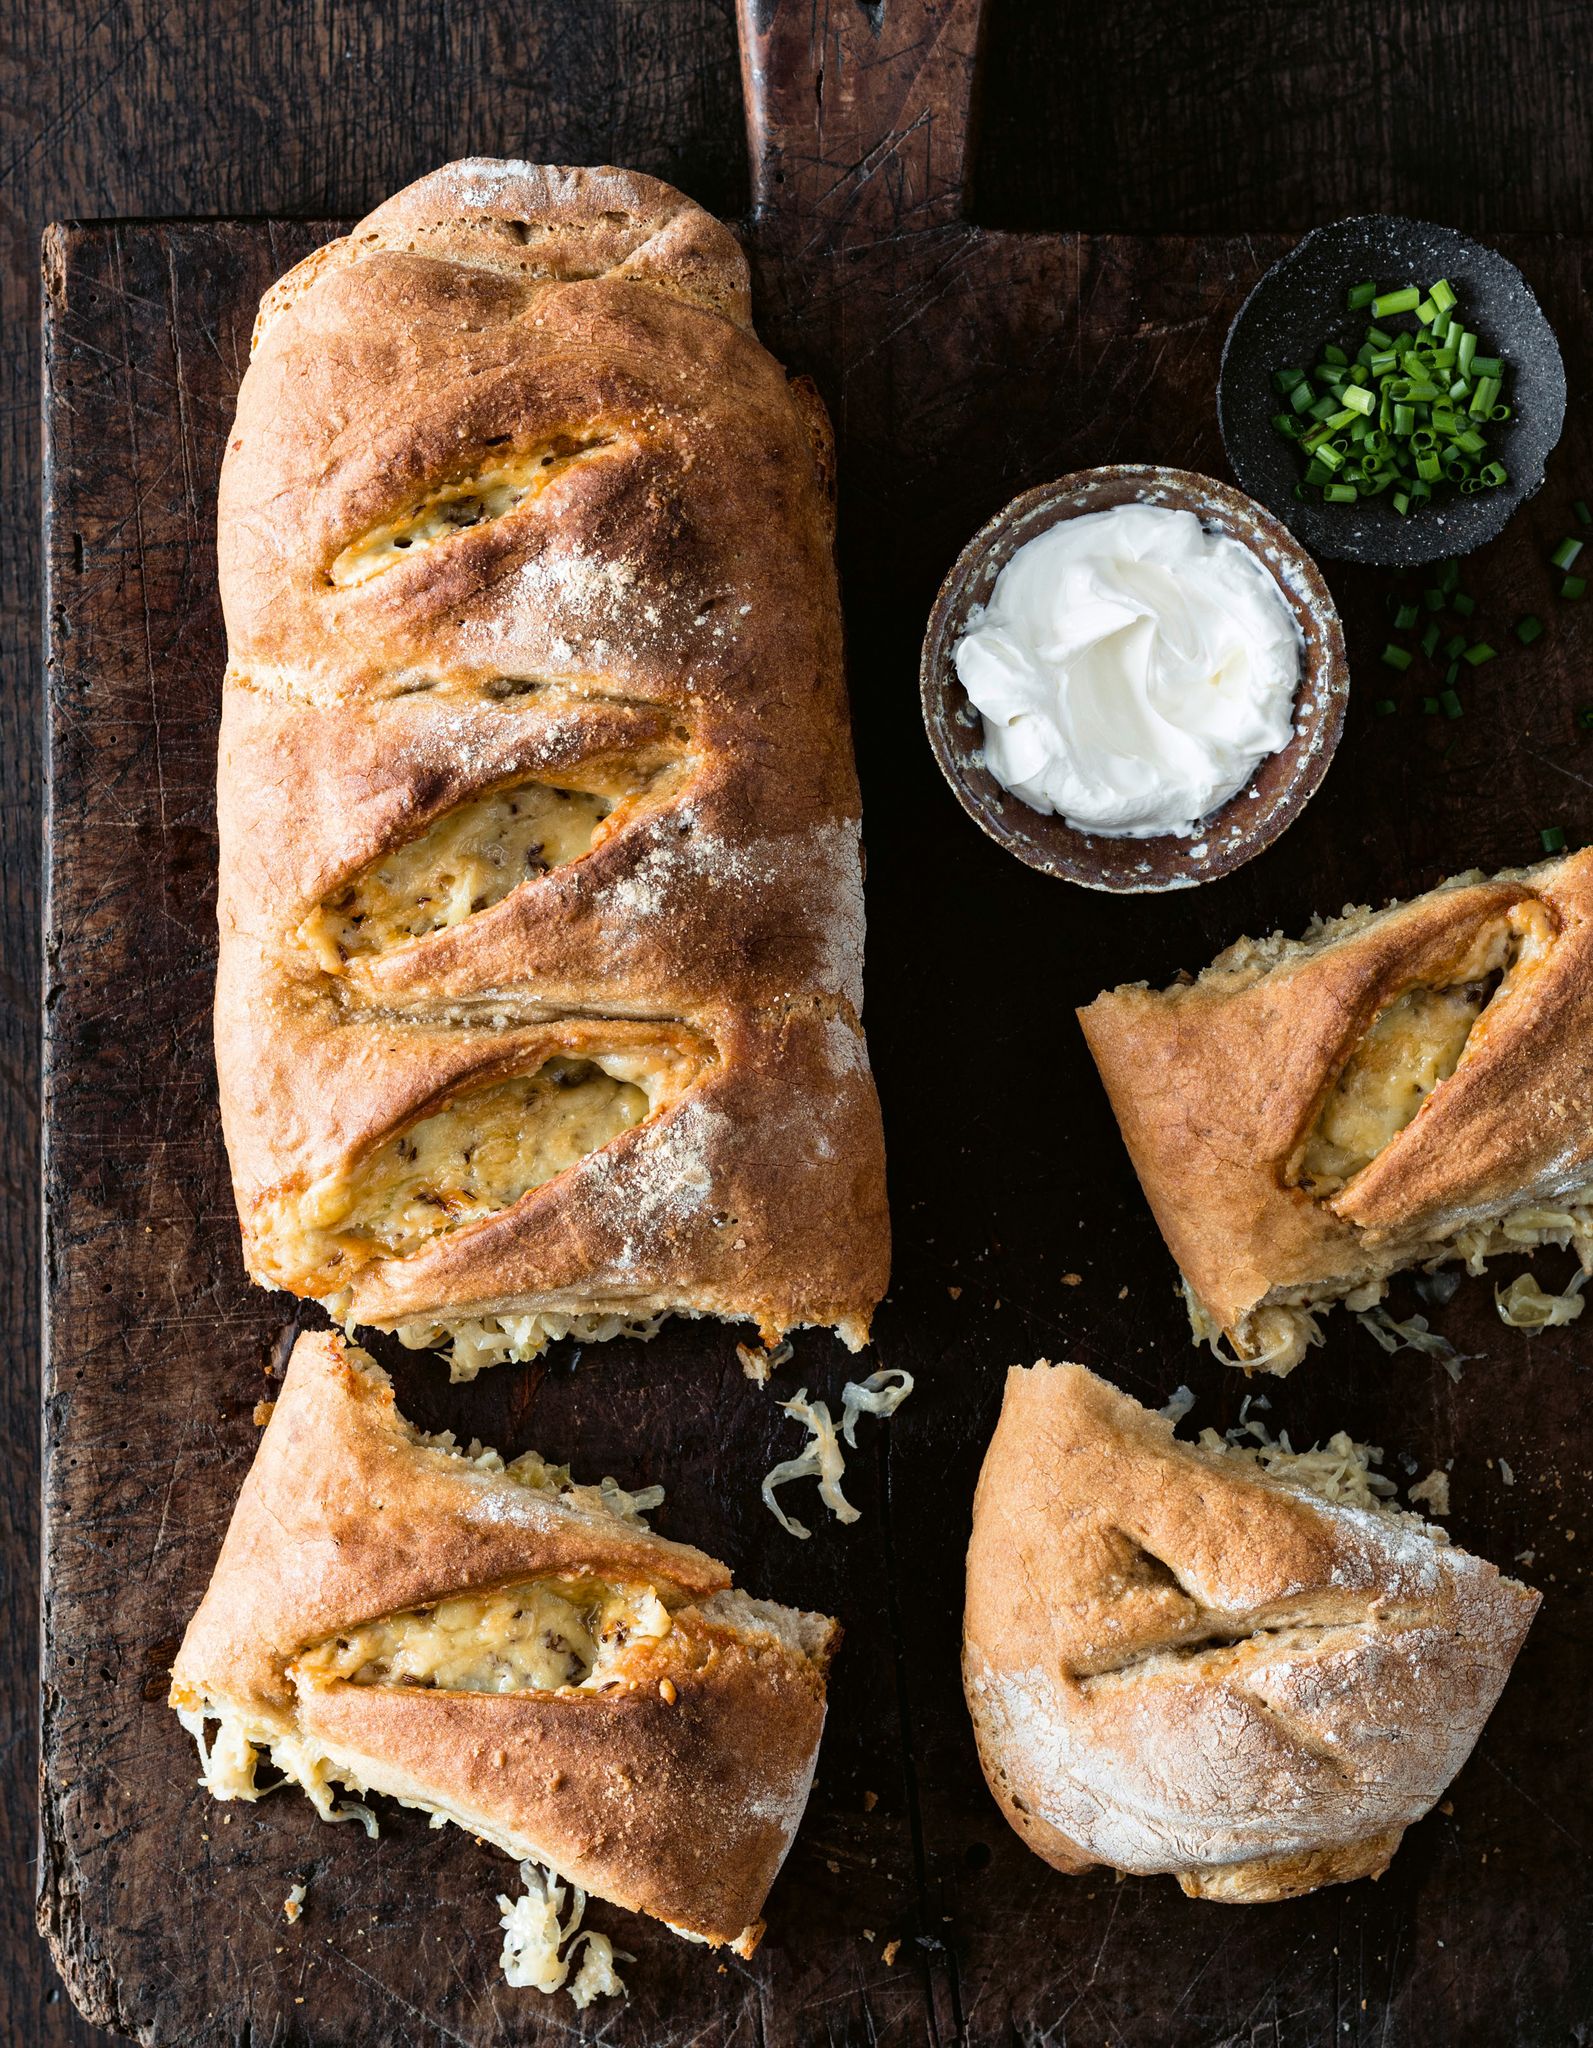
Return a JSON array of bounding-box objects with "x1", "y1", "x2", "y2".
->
[
  {"x1": 1444, "y1": 661, "x2": 1462, "y2": 688},
  {"x1": 1562, "y1": 574, "x2": 1587, "y2": 600},
  {"x1": 1373, "y1": 285, "x2": 1421, "y2": 317},
  {"x1": 1440, "y1": 688, "x2": 1464, "y2": 718},
  {"x1": 1578, "y1": 708, "x2": 1593, "y2": 729},
  {"x1": 1323, "y1": 482, "x2": 1358, "y2": 502},
  {"x1": 1516, "y1": 614, "x2": 1544, "y2": 645},
  {"x1": 1437, "y1": 558, "x2": 1461, "y2": 593},
  {"x1": 1430, "y1": 277, "x2": 1457, "y2": 312},
  {"x1": 1452, "y1": 591, "x2": 1476, "y2": 617},
  {"x1": 1372, "y1": 697, "x2": 1398, "y2": 715},
  {"x1": 1421, "y1": 621, "x2": 1442, "y2": 657},
  {"x1": 1463, "y1": 641, "x2": 1498, "y2": 665},
  {"x1": 1577, "y1": 501, "x2": 1593, "y2": 527},
  {"x1": 1469, "y1": 355, "x2": 1503, "y2": 378},
  {"x1": 1423, "y1": 586, "x2": 1445, "y2": 611},
  {"x1": 1542, "y1": 825, "x2": 1568, "y2": 853},
  {"x1": 1381, "y1": 642, "x2": 1414, "y2": 671},
  {"x1": 1393, "y1": 599, "x2": 1421, "y2": 630},
  {"x1": 1445, "y1": 634, "x2": 1468, "y2": 659},
  {"x1": 1551, "y1": 536, "x2": 1585, "y2": 571},
  {"x1": 1421, "y1": 695, "x2": 1440, "y2": 714}
]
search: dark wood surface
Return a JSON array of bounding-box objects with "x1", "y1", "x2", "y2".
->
[{"x1": 18, "y1": 1, "x2": 1593, "y2": 2042}]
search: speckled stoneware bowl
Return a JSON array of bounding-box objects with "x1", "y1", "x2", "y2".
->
[
  {"x1": 1219, "y1": 216, "x2": 1566, "y2": 567},
  {"x1": 920, "y1": 465, "x2": 1349, "y2": 893}
]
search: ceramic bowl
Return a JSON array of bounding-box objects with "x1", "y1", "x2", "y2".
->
[
  {"x1": 1219, "y1": 215, "x2": 1565, "y2": 567},
  {"x1": 920, "y1": 464, "x2": 1349, "y2": 892}
]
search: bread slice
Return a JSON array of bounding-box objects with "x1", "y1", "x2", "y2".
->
[
  {"x1": 170, "y1": 1332, "x2": 838, "y2": 1970},
  {"x1": 214, "y1": 160, "x2": 888, "y2": 1375},
  {"x1": 1079, "y1": 851, "x2": 1593, "y2": 1371},
  {"x1": 963, "y1": 1361, "x2": 1538, "y2": 1902}
]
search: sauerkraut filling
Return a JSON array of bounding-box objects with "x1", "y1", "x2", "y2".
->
[
  {"x1": 390, "y1": 1307, "x2": 674, "y2": 1382},
  {"x1": 255, "y1": 1045, "x2": 700, "y2": 1296},
  {"x1": 1188, "y1": 1176, "x2": 1593, "y2": 1374},
  {"x1": 328, "y1": 436, "x2": 619, "y2": 587},
  {"x1": 292, "y1": 1578, "x2": 675, "y2": 1695}
]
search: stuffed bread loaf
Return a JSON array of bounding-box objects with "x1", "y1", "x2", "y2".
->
[
  {"x1": 1079, "y1": 851, "x2": 1593, "y2": 1371},
  {"x1": 964, "y1": 1361, "x2": 1538, "y2": 1902},
  {"x1": 171, "y1": 1331, "x2": 839, "y2": 1980},
  {"x1": 214, "y1": 159, "x2": 889, "y2": 1375}
]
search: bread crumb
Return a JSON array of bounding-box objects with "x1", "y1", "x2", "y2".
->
[
  {"x1": 1062, "y1": 1272, "x2": 1082, "y2": 1287},
  {"x1": 658, "y1": 1679, "x2": 677, "y2": 1705},
  {"x1": 863, "y1": 1928, "x2": 875, "y2": 1941},
  {"x1": 1517, "y1": 1549, "x2": 1536, "y2": 1566},
  {"x1": 1440, "y1": 1800, "x2": 1455, "y2": 1815},
  {"x1": 1499, "y1": 1458, "x2": 1515, "y2": 1486},
  {"x1": 882, "y1": 1940, "x2": 900, "y2": 1967},
  {"x1": 862, "y1": 1789, "x2": 878, "y2": 1812},
  {"x1": 1117, "y1": 1286, "x2": 1129, "y2": 1300},
  {"x1": 1408, "y1": 1469, "x2": 1451, "y2": 1516},
  {"x1": 827, "y1": 1860, "x2": 840, "y2": 1874},
  {"x1": 284, "y1": 1883, "x2": 306, "y2": 1924},
  {"x1": 947, "y1": 1286, "x2": 962, "y2": 1300},
  {"x1": 253, "y1": 1400, "x2": 276, "y2": 1428}
]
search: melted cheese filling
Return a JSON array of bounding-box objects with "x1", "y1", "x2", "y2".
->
[
  {"x1": 293, "y1": 1578, "x2": 674, "y2": 1695},
  {"x1": 1297, "y1": 982, "x2": 1489, "y2": 1193},
  {"x1": 329, "y1": 437, "x2": 616, "y2": 587},
  {"x1": 302, "y1": 783, "x2": 620, "y2": 965},
  {"x1": 1295, "y1": 900, "x2": 1556, "y2": 1198},
  {"x1": 260, "y1": 1051, "x2": 681, "y2": 1291}
]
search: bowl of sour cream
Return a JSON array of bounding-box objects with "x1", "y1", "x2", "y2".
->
[{"x1": 920, "y1": 465, "x2": 1348, "y2": 891}]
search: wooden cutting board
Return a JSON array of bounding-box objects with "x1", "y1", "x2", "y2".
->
[{"x1": 39, "y1": 2, "x2": 1593, "y2": 2040}]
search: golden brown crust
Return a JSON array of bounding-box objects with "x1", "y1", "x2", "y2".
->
[
  {"x1": 962, "y1": 1362, "x2": 1539, "y2": 1903},
  {"x1": 1077, "y1": 852, "x2": 1593, "y2": 1343},
  {"x1": 215, "y1": 159, "x2": 888, "y2": 1351},
  {"x1": 172, "y1": 1331, "x2": 837, "y2": 1948}
]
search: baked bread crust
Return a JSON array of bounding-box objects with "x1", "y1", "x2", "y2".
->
[
  {"x1": 963, "y1": 1362, "x2": 1538, "y2": 1902},
  {"x1": 1077, "y1": 851, "x2": 1593, "y2": 1356},
  {"x1": 215, "y1": 159, "x2": 888, "y2": 1354},
  {"x1": 171, "y1": 1331, "x2": 838, "y2": 1952}
]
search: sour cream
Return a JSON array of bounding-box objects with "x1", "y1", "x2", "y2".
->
[{"x1": 953, "y1": 502, "x2": 1303, "y2": 839}]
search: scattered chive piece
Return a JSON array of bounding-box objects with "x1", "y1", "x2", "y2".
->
[
  {"x1": 1463, "y1": 641, "x2": 1498, "y2": 665},
  {"x1": 1373, "y1": 286, "x2": 1421, "y2": 317},
  {"x1": 1562, "y1": 574, "x2": 1587, "y2": 600},
  {"x1": 1542, "y1": 825, "x2": 1568, "y2": 853},
  {"x1": 1440, "y1": 688, "x2": 1464, "y2": 718},
  {"x1": 1372, "y1": 697, "x2": 1397, "y2": 715},
  {"x1": 1430, "y1": 278, "x2": 1457, "y2": 312},
  {"x1": 1445, "y1": 634, "x2": 1468, "y2": 659},
  {"x1": 1323, "y1": 483, "x2": 1358, "y2": 503},
  {"x1": 1444, "y1": 661, "x2": 1462, "y2": 688},
  {"x1": 1452, "y1": 591, "x2": 1476, "y2": 617},
  {"x1": 1381, "y1": 642, "x2": 1414, "y2": 670},
  {"x1": 1421, "y1": 621, "x2": 1442, "y2": 657},
  {"x1": 1551, "y1": 536, "x2": 1585, "y2": 571},
  {"x1": 1437, "y1": 557, "x2": 1461, "y2": 593},
  {"x1": 1424, "y1": 587, "x2": 1446, "y2": 611},
  {"x1": 1577, "y1": 500, "x2": 1593, "y2": 527},
  {"x1": 1422, "y1": 695, "x2": 1440, "y2": 714},
  {"x1": 1393, "y1": 599, "x2": 1421, "y2": 630},
  {"x1": 1516, "y1": 614, "x2": 1544, "y2": 644}
]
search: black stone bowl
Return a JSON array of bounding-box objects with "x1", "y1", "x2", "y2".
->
[{"x1": 1218, "y1": 215, "x2": 1566, "y2": 567}]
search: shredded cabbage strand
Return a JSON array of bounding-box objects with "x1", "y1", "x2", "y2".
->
[
  {"x1": 498, "y1": 1861, "x2": 629, "y2": 2007},
  {"x1": 1495, "y1": 1268, "x2": 1588, "y2": 1329},
  {"x1": 761, "y1": 1369, "x2": 915, "y2": 1539}
]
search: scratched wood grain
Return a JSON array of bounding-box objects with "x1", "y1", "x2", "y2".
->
[{"x1": 34, "y1": 1, "x2": 1593, "y2": 2043}]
